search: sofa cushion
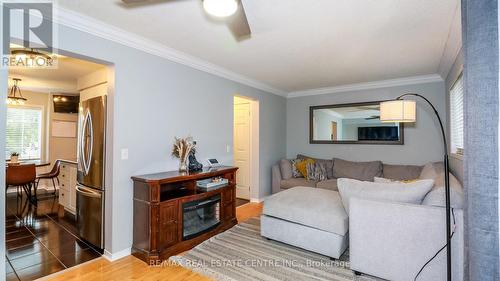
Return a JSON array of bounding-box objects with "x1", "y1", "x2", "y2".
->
[
  {"x1": 297, "y1": 154, "x2": 334, "y2": 179},
  {"x1": 422, "y1": 172, "x2": 464, "y2": 209},
  {"x1": 279, "y1": 159, "x2": 293, "y2": 180},
  {"x1": 418, "y1": 162, "x2": 464, "y2": 209},
  {"x1": 263, "y1": 186, "x2": 348, "y2": 236},
  {"x1": 382, "y1": 164, "x2": 423, "y2": 181},
  {"x1": 280, "y1": 178, "x2": 317, "y2": 189},
  {"x1": 337, "y1": 178, "x2": 435, "y2": 213},
  {"x1": 316, "y1": 179, "x2": 338, "y2": 191},
  {"x1": 333, "y1": 158, "x2": 383, "y2": 181},
  {"x1": 419, "y1": 162, "x2": 445, "y2": 180}
]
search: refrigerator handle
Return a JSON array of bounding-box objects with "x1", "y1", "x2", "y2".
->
[
  {"x1": 79, "y1": 111, "x2": 87, "y2": 174},
  {"x1": 81, "y1": 110, "x2": 94, "y2": 176},
  {"x1": 76, "y1": 185, "x2": 101, "y2": 198},
  {"x1": 87, "y1": 110, "x2": 94, "y2": 175}
]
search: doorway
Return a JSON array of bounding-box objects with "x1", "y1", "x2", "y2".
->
[
  {"x1": 331, "y1": 121, "x2": 338, "y2": 140},
  {"x1": 233, "y1": 96, "x2": 259, "y2": 205},
  {"x1": 4, "y1": 43, "x2": 109, "y2": 280}
]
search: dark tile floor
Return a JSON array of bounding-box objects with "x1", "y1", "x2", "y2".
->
[{"x1": 5, "y1": 190, "x2": 101, "y2": 281}]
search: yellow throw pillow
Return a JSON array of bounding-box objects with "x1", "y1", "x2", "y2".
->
[
  {"x1": 295, "y1": 159, "x2": 315, "y2": 179},
  {"x1": 374, "y1": 177, "x2": 419, "y2": 184}
]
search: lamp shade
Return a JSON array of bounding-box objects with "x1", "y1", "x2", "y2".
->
[{"x1": 380, "y1": 100, "x2": 416, "y2": 123}]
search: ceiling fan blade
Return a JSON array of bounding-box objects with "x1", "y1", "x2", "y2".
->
[{"x1": 226, "y1": 2, "x2": 251, "y2": 41}]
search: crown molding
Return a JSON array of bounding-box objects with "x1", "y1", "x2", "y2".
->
[
  {"x1": 287, "y1": 74, "x2": 444, "y2": 98},
  {"x1": 437, "y1": 0, "x2": 462, "y2": 79},
  {"x1": 52, "y1": 7, "x2": 287, "y2": 97},
  {"x1": 45, "y1": 7, "x2": 445, "y2": 100}
]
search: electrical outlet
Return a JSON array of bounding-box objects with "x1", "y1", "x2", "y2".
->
[{"x1": 121, "y1": 148, "x2": 129, "y2": 160}]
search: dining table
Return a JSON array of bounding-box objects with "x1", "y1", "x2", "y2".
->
[
  {"x1": 6, "y1": 160, "x2": 51, "y2": 204},
  {"x1": 6, "y1": 160, "x2": 51, "y2": 168}
]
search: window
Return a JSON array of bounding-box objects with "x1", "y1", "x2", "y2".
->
[
  {"x1": 5, "y1": 106, "x2": 43, "y2": 160},
  {"x1": 450, "y1": 74, "x2": 464, "y2": 155}
]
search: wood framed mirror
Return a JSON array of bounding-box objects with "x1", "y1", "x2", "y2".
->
[{"x1": 310, "y1": 101, "x2": 404, "y2": 145}]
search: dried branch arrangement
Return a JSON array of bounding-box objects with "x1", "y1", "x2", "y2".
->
[{"x1": 172, "y1": 136, "x2": 195, "y2": 171}]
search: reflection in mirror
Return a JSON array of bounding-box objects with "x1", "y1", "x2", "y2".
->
[{"x1": 310, "y1": 102, "x2": 404, "y2": 144}]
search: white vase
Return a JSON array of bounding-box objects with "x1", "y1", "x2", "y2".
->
[
  {"x1": 179, "y1": 156, "x2": 188, "y2": 172},
  {"x1": 10, "y1": 155, "x2": 18, "y2": 163}
]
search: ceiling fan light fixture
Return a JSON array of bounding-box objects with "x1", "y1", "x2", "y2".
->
[{"x1": 203, "y1": 0, "x2": 238, "y2": 18}]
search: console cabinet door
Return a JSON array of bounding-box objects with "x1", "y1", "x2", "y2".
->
[
  {"x1": 223, "y1": 188, "x2": 235, "y2": 221},
  {"x1": 159, "y1": 202, "x2": 178, "y2": 249}
]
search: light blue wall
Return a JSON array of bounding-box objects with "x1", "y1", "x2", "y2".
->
[
  {"x1": 286, "y1": 81, "x2": 447, "y2": 165},
  {"x1": 313, "y1": 110, "x2": 343, "y2": 140},
  {"x1": 1, "y1": 23, "x2": 286, "y2": 256}
]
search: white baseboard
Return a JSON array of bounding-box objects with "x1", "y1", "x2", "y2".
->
[
  {"x1": 103, "y1": 248, "x2": 131, "y2": 262},
  {"x1": 250, "y1": 196, "x2": 269, "y2": 203}
]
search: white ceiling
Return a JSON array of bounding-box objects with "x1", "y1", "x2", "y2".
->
[
  {"x1": 9, "y1": 49, "x2": 105, "y2": 93},
  {"x1": 57, "y1": 0, "x2": 460, "y2": 94},
  {"x1": 9, "y1": 56, "x2": 105, "y2": 83}
]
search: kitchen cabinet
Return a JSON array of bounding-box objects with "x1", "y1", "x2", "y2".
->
[{"x1": 59, "y1": 160, "x2": 78, "y2": 214}]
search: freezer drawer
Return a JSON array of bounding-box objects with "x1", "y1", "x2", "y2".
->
[{"x1": 76, "y1": 185, "x2": 104, "y2": 249}]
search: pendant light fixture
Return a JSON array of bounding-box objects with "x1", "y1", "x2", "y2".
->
[
  {"x1": 6, "y1": 78, "x2": 27, "y2": 105},
  {"x1": 10, "y1": 48, "x2": 52, "y2": 67}
]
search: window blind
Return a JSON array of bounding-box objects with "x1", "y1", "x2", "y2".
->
[
  {"x1": 5, "y1": 107, "x2": 42, "y2": 160},
  {"x1": 450, "y1": 74, "x2": 464, "y2": 155}
]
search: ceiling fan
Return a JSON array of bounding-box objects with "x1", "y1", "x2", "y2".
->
[{"x1": 121, "y1": 0, "x2": 252, "y2": 40}]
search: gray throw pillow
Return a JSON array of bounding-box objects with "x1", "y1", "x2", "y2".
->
[
  {"x1": 279, "y1": 159, "x2": 293, "y2": 180},
  {"x1": 337, "y1": 178, "x2": 435, "y2": 213},
  {"x1": 421, "y1": 170, "x2": 464, "y2": 209},
  {"x1": 297, "y1": 154, "x2": 334, "y2": 179},
  {"x1": 333, "y1": 158, "x2": 383, "y2": 181}
]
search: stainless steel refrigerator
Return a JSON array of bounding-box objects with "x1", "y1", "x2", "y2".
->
[{"x1": 76, "y1": 95, "x2": 106, "y2": 250}]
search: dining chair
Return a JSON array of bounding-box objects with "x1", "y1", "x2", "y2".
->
[
  {"x1": 6, "y1": 164, "x2": 37, "y2": 203},
  {"x1": 36, "y1": 159, "x2": 61, "y2": 196}
]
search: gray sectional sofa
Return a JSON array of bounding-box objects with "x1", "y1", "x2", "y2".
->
[
  {"x1": 272, "y1": 154, "x2": 423, "y2": 194},
  {"x1": 266, "y1": 154, "x2": 465, "y2": 281}
]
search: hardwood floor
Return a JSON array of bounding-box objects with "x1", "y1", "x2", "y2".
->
[{"x1": 42, "y1": 202, "x2": 264, "y2": 281}]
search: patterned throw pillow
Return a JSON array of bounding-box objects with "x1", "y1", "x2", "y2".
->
[
  {"x1": 295, "y1": 159, "x2": 315, "y2": 178},
  {"x1": 290, "y1": 159, "x2": 303, "y2": 178},
  {"x1": 306, "y1": 162, "x2": 327, "y2": 181}
]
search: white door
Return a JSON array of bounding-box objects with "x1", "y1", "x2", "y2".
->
[{"x1": 234, "y1": 99, "x2": 251, "y2": 200}]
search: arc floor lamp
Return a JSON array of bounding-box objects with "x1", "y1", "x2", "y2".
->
[{"x1": 380, "y1": 93, "x2": 452, "y2": 281}]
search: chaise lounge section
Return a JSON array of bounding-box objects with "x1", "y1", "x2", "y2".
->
[
  {"x1": 266, "y1": 155, "x2": 465, "y2": 280},
  {"x1": 261, "y1": 186, "x2": 348, "y2": 259}
]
